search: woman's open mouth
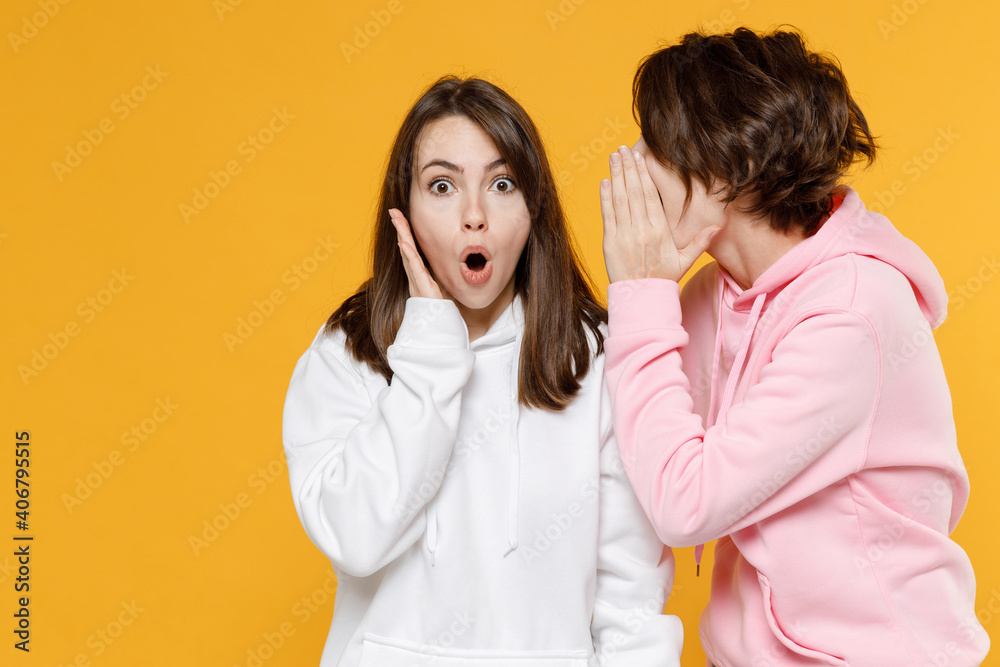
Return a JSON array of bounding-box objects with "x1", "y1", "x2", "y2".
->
[{"x1": 460, "y1": 246, "x2": 493, "y2": 285}]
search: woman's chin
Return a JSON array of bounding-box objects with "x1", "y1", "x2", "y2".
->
[
  {"x1": 453, "y1": 294, "x2": 499, "y2": 312},
  {"x1": 448, "y1": 287, "x2": 509, "y2": 314},
  {"x1": 437, "y1": 271, "x2": 515, "y2": 317}
]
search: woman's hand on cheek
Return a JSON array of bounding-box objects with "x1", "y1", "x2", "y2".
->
[
  {"x1": 388, "y1": 208, "x2": 445, "y2": 299},
  {"x1": 600, "y1": 146, "x2": 720, "y2": 284}
]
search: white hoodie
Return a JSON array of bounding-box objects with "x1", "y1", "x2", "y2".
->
[{"x1": 282, "y1": 294, "x2": 683, "y2": 666}]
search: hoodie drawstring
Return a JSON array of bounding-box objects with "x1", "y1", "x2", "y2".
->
[
  {"x1": 695, "y1": 271, "x2": 767, "y2": 576},
  {"x1": 503, "y1": 335, "x2": 522, "y2": 557},
  {"x1": 425, "y1": 505, "x2": 437, "y2": 566},
  {"x1": 705, "y1": 271, "x2": 728, "y2": 428},
  {"x1": 426, "y1": 311, "x2": 523, "y2": 566},
  {"x1": 718, "y1": 292, "x2": 766, "y2": 420}
]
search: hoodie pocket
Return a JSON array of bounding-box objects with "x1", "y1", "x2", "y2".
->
[
  {"x1": 358, "y1": 634, "x2": 591, "y2": 666},
  {"x1": 756, "y1": 573, "x2": 847, "y2": 666}
]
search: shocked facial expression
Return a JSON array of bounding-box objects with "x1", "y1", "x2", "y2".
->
[{"x1": 409, "y1": 115, "x2": 531, "y2": 314}]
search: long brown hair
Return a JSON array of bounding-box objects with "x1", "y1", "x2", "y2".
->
[{"x1": 326, "y1": 75, "x2": 606, "y2": 411}]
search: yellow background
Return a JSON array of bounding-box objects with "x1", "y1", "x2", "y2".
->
[{"x1": 2, "y1": 0, "x2": 997, "y2": 665}]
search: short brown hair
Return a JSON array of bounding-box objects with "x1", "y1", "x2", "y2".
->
[
  {"x1": 326, "y1": 76, "x2": 606, "y2": 411},
  {"x1": 633, "y1": 27, "x2": 877, "y2": 235}
]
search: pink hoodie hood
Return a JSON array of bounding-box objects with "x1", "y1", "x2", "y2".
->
[{"x1": 737, "y1": 187, "x2": 947, "y2": 328}]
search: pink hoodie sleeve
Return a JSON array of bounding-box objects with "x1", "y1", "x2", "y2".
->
[{"x1": 604, "y1": 278, "x2": 880, "y2": 547}]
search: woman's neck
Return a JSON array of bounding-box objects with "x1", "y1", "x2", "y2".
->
[
  {"x1": 710, "y1": 213, "x2": 808, "y2": 290},
  {"x1": 454, "y1": 276, "x2": 517, "y2": 342}
]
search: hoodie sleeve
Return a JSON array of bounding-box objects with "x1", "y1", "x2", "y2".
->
[
  {"x1": 590, "y1": 373, "x2": 685, "y2": 666},
  {"x1": 604, "y1": 278, "x2": 879, "y2": 547},
  {"x1": 282, "y1": 298, "x2": 475, "y2": 577}
]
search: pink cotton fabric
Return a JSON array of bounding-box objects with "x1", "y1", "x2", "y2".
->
[{"x1": 604, "y1": 186, "x2": 990, "y2": 666}]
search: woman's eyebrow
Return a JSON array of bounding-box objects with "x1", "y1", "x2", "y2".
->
[{"x1": 419, "y1": 157, "x2": 506, "y2": 174}]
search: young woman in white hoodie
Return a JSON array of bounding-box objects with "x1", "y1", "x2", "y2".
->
[{"x1": 282, "y1": 76, "x2": 683, "y2": 667}]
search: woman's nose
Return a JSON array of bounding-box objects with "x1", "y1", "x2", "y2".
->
[{"x1": 462, "y1": 196, "x2": 487, "y2": 231}]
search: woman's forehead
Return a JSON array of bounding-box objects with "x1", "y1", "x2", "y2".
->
[{"x1": 414, "y1": 117, "x2": 505, "y2": 174}]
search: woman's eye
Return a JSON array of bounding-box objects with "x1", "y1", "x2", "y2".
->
[
  {"x1": 429, "y1": 179, "x2": 455, "y2": 195},
  {"x1": 491, "y1": 177, "x2": 515, "y2": 193}
]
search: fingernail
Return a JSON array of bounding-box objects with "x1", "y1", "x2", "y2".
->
[
  {"x1": 610, "y1": 152, "x2": 621, "y2": 165},
  {"x1": 633, "y1": 151, "x2": 643, "y2": 162},
  {"x1": 601, "y1": 179, "x2": 610, "y2": 190},
  {"x1": 618, "y1": 145, "x2": 630, "y2": 155}
]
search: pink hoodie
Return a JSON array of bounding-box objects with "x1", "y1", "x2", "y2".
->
[{"x1": 604, "y1": 187, "x2": 990, "y2": 666}]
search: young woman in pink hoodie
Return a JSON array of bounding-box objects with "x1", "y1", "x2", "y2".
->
[{"x1": 598, "y1": 27, "x2": 990, "y2": 666}]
